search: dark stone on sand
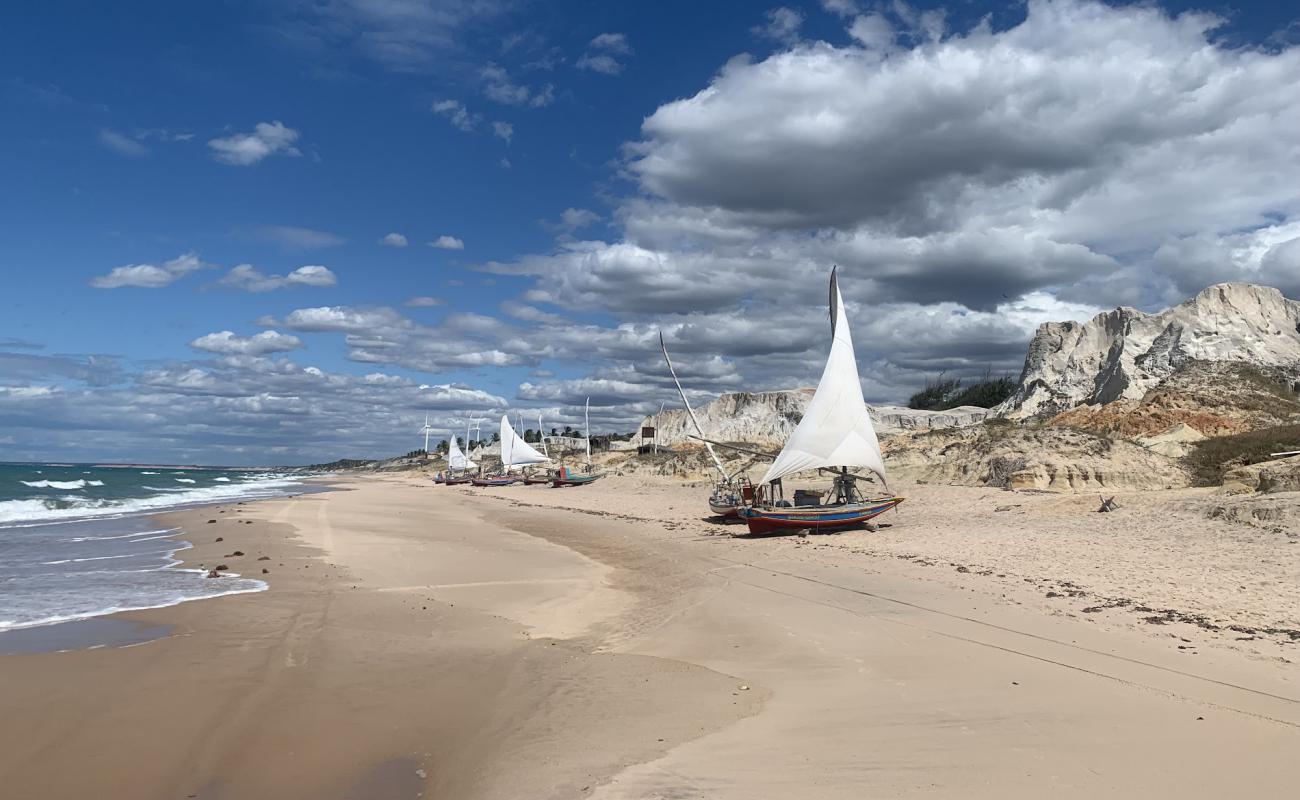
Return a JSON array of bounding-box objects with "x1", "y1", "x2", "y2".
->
[
  {"x1": 262, "y1": 568, "x2": 269, "y2": 574},
  {"x1": 215, "y1": 564, "x2": 229, "y2": 571},
  {"x1": 231, "y1": 550, "x2": 244, "y2": 556},
  {"x1": 1046, "y1": 591, "x2": 1063, "y2": 598},
  {"x1": 205, "y1": 569, "x2": 222, "y2": 578},
  {"x1": 207, "y1": 519, "x2": 216, "y2": 524},
  {"x1": 257, "y1": 555, "x2": 270, "y2": 560},
  {"x1": 215, "y1": 537, "x2": 223, "y2": 542}
]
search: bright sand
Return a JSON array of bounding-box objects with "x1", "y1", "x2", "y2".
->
[{"x1": 0, "y1": 474, "x2": 1297, "y2": 798}]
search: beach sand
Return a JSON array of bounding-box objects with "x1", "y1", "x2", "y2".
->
[{"x1": 1, "y1": 474, "x2": 1297, "y2": 798}]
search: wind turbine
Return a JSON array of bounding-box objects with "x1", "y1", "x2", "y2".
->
[{"x1": 419, "y1": 414, "x2": 434, "y2": 456}]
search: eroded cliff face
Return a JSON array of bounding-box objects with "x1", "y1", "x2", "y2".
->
[
  {"x1": 638, "y1": 389, "x2": 988, "y2": 448},
  {"x1": 998, "y1": 284, "x2": 1300, "y2": 419}
]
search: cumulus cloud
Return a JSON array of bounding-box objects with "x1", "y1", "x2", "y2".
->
[
  {"x1": 380, "y1": 232, "x2": 408, "y2": 247},
  {"x1": 208, "y1": 121, "x2": 301, "y2": 165},
  {"x1": 217, "y1": 264, "x2": 338, "y2": 292},
  {"x1": 90, "y1": 252, "x2": 206, "y2": 289},
  {"x1": 429, "y1": 235, "x2": 464, "y2": 250},
  {"x1": 189, "y1": 330, "x2": 304, "y2": 355},
  {"x1": 98, "y1": 129, "x2": 148, "y2": 158},
  {"x1": 491, "y1": 121, "x2": 513, "y2": 143}
]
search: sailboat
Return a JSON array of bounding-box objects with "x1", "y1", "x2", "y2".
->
[
  {"x1": 660, "y1": 332, "x2": 753, "y2": 519},
  {"x1": 736, "y1": 268, "x2": 903, "y2": 534},
  {"x1": 473, "y1": 414, "x2": 550, "y2": 486},
  {"x1": 552, "y1": 398, "x2": 604, "y2": 487},
  {"x1": 520, "y1": 412, "x2": 554, "y2": 484},
  {"x1": 441, "y1": 434, "x2": 477, "y2": 485}
]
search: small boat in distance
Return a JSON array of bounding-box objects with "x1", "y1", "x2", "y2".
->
[
  {"x1": 737, "y1": 268, "x2": 903, "y2": 534},
  {"x1": 551, "y1": 398, "x2": 604, "y2": 487},
  {"x1": 660, "y1": 332, "x2": 751, "y2": 519},
  {"x1": 439, "y1": 433, "x2": 478, "y2": 486}
]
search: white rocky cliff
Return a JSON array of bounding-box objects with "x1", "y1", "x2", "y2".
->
[
  {"x1": 639, "y1": 389, "x2": 989, "y2": 448},
  {"x1": 998, "y1": 283, "x2": 1300, "y2": 419}
]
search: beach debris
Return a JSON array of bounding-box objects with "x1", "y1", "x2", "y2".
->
[
  {"x1": 205, "y1": 569, "x2": 222, "y2": 578},
  {"x1": 1097, "y1": 496, "x2": 1119, "y2": 512},
  {"x1": 994, "y1": 504, "x2": 1020, "y2": 512},
  {"x1": 739, "y1": 685, "x2": 750, "y2": 691}
]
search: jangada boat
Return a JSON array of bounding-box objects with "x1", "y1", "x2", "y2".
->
[
  {"x1": 484, "y1": 412, "x2": 551, "y2": 487},
  {"x1": 440, "y1": 433, "x2": 478, "y2": 486},
  {"x1": 550, "y1": 398, "x2": 604, "y2": 487},
  {"x1": 736, "y1": 268, "x2": 903, "y2": 535},
  {"x1": 471, "y1": 475, "x2": 517, "y2": 487},
  {"x1": 660, "y1": 332, "x2": 752, "y2": 520}
]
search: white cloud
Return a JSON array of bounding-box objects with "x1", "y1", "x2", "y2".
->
[
  {"x1": 98, "y1": 129, "x2": 148, "y2": 158},
  {"x1": 189, "y1": 330, "x2": 304, "y2": 355},
  {"x1": 218, "y1": 264, "x2": 338, "y2": 292},
  {"x1": 429, "y1": 235, "x2": 465, "y2": 250},
  {"x1": 432, "y1": 99, "x2": 478, "y2": 131},
  {"x1": 847, "y1": 14, "x2": 894, "y2": 49},
  {"x1": 589, "y1": 33, "x2": 631, "y2": 54},
  {"x1": 380, "y1": 232, "x2": 409, "y2": 247},
  {"x1": 252, "y1": 225, "x2": 346, "y2": 250},
  {"x1": 821, "y1": 0, "x2": 859, "y2": 17},
  {"x1": 577, "y1": 32, "x2": 633, "y2": 74},
  {"x1": 492, "y1": 121, "x2": 513, "y2": 143},
  {"x1": 90, "y1": 252, "x2": 205, "y2": 289},
  {"x1": 575, "y1": 54, "x2": 622, "y2": 75},
  {"x1": 752, "y1": 7, "x2": 804, "y2": 44},
  {"x1": 405, "y1": 296, "x2": 444, "y2": 307},
  {"x1": 481, "y1": 64, "x2": 553, "y2": 106},
  {"x1": 207, "y1": 121, "x2": 301, "y2": 166}
]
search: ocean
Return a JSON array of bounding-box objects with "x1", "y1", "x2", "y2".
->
[{"x1": 0, "y1": 462, "x2": 308, "y2": 632}]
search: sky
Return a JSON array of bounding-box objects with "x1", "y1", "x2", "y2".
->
[{"x1": 2, "y1": 0, "x2": 1299, "y2": 465}]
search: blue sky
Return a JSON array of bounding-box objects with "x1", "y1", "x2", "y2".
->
[{"x1": 3, "y1": 0, "x2": 1299, "y2": 464}]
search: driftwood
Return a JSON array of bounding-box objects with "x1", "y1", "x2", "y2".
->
[{"x1": 1098, "y1": 496, "x2": 1119, "y2": 513}]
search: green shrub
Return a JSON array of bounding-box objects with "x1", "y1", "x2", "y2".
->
[
  {"x1": 908, "y1": 370, "x2": 1017, "y2": 411},
  {"x1": 1186, "y1": 424, "x2": 1300, "y2": 486}
]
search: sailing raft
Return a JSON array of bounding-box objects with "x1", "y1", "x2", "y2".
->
[{"x1": 737, "y1": 268, "x2": 903, "y2": 534}]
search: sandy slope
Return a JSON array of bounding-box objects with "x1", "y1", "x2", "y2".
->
[{"x1": 1, "y1": 474, "x2": 1298, "y2": 799}]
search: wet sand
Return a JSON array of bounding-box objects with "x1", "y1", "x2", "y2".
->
[{"x1": 1, "y1": 474, "x2": 1298, "y2": 798}]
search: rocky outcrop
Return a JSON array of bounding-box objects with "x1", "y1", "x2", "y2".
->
[
  {"x1": 639, "y1": 389, "x2": 988, "y2": 448},
  {"x1": 882, "y1": 424, "x2": 1191, "y2": 491},
  {"x1": 999, "y1": 284, "x2": 1300, "y2": 419}
]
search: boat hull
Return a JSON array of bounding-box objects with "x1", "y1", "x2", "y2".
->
[
  {"x1": 521, "y1": 476, "x2": 553, "y2": 485},
  {"x1": 708, "y1": 500, "x2": 741, "y2": 518},
  {"x1": 443, "y1": 477, "x2": 472, "y2": 485},
  {"x1": 738, "y1": 498, "x2": 903, "y2": 534},
  {"x1": 551, "y1": 474, "x2": 603, "y2": 487},
  {"x1": 470, "y1": 477, "x2": 517, "y2": 487}
]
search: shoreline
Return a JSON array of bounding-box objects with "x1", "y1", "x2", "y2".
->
[{"x1": 1, "y1": 473, "x2": 1297, "y2": 798}]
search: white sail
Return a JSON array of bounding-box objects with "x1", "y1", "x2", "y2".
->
[
  {"x1": 584, "y1": 397, "x2": 591, "y2": 465},
  {"x1": 447, "y1": 435, "x2": 476, "y2": 471},
  {"x1": 759, "y1": 269, "x2": 886, "y2": 487},
  {"x1": 500, "y1": 414, "x2": 549, "y2": 470}
]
